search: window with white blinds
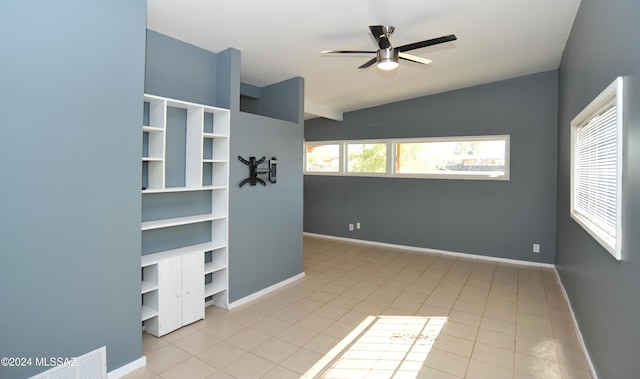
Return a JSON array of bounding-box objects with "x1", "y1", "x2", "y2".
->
[{"x1": 571, "y1": 77, "x2": 623, "y2": 260}]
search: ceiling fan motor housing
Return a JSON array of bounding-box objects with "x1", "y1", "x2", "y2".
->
[
  {"x1": 377, "y1": 48, "x2": 399, "y2": 69},
  {"x1": 377, "y1": 48, "x2": 398, "y2": 62}
]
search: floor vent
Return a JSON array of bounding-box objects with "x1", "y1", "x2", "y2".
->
[{"x1": 30, "y1": 346, "x2": 106, "y2": 379}]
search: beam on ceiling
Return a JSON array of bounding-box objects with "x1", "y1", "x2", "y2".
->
[{"x1": 304, "y1": 101, "x2": 343, "y2": 121}]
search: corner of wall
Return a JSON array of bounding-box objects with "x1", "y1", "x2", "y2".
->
[{"x1": 215, "y1": 48, "x2": 241, "y2": 111}]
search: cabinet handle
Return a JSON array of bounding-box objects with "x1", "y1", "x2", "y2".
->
[
  {"x1": 175, "y1": 293, "x2": 180, "y2": 298},
  {"x1": 185, "y1": 289, "x2": 191, "y2": 294}
]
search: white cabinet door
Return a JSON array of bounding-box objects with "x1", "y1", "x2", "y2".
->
[
  {"x1": 181, "y1": 252, "x2": 204, "y2": 325},
  {"x1": 149, "y1": 252, "x2": 205, "y2": 337},
  {"x1": 157, "y1": 256, "x2": 183, "y2": 336}
]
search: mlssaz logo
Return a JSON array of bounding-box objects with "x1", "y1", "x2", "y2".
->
[{"x1": 35, "y1": 357, "x2": 77, "y2": 367}]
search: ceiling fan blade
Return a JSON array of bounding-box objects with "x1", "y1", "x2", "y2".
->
[
  {"x1": 369, "y1": 25, "x2": 391, "y2": 49},
  {"x1": 398, "y1": 52, "x2": 433, "y2": 65},
  {"x1": 322, "y1": 50, "x2": 376, "y2": 54},
  {"x1": 358, "y1": 57, "x2": 378, "y2": 69},
  {"x1": 396, "y1": 34, "x2": 457, "y2": 53}
]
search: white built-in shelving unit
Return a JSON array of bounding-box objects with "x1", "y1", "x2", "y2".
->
[{"x1": 140, "y1": 94, "x2": 229, "y2": 336}]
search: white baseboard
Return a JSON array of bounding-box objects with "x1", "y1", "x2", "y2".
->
[
  {"x1": 228, "y1": 272, "x2": 306, "y2": 309},
  {"x1": 107, "y1": 356, "x2": 146, "y2": 379},
  {"x1": 304, "y1": 232, "x2": 555, "y2": 268},
  {"x1": 553, "y1": 269, "x2": 599, "y2": 379}
]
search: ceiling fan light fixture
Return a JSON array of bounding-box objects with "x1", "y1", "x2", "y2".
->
[
  {"x1": 377, "y1": 48, "x2": 399, "y2": 71},
  {"x1": 377, "y1": 60, "x2": 399, "y2": 70}
]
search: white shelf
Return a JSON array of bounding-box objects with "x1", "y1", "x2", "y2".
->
[
  {"x1": 141, "y1": 305, "x2": 158, "y2": 322},
  {"x1": 202, "y1": 185, "x2": 228, "y2": 191},
  {"x1": 142, "y1": 157, "x2": 163, "y2": 162},
  {"x1": 165, "y1": 98, "x2": 228, "y2": 112},
  {"x1": 141, "y1": 281, "x2": 158, "y2": 294},
  {"x1": 143, "y1": 126, "x2": 164, "y2": 133},
  {"x1": 205, "y1": 242, "x2": 227, "y2": 252},
  {"x1": 203, "y1": 132, "x2": 228, "y2": 139},
  {"x1": 142, "y1": 241, "x2": 226, "y2": 266},
  {"x1": 141, "y1": 213, "x2": 225, "y2": 231},
  {"x1": 205, "y1": 262, "x2": 226, "y2": 275},
  {"x1": 141, "y1": 94, "x2": 230, "y2": 321},
  {"x1": 205, "y1": 282, "x2": 227, "y2": 298},
  {"x1": 144, "y1": 94, "x2": 167, "y2": 102},
  {"x1": 142, "y1": 185, "x2": 227, "y2": 194}
]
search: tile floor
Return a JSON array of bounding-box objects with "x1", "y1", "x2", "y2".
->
[{"x1": 124, "y1": 236, "x2": 593, "y2": 379}]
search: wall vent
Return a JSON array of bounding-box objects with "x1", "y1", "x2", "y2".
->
[{"x1": 29, "y1": 346, "x2": 106, "y2": 379}]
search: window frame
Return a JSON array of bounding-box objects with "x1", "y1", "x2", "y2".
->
[
  {"x1": 345, "y1": 140, "x2": 391, "y2": 176},
  {"x1": 303, "y1": 141, "x2": 344, "y2": 175},
  {"x1": 570, "y1": 77, "x2": 623, "y2": 260},
  {"x1": 304, "y1": 135, "x2": 510, "y2": 181},
  {"x1": 391, "y1": 135, "x2": 510, "y2": 180}
]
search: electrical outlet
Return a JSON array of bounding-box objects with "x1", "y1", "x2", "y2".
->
[
  {"x1": 533, "y1": 243, "x2": 540, "y2": 253},
  {"x1": 349, "y1": 224, "x2": 354, "y2": 231},
  {"x1": 356, "y1": 222, "x2": 361, "y2": 229}
]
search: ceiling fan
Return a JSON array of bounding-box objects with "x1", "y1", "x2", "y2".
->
[{"x1": 322, "y1": 25, "x2": 457, "y2": 71}]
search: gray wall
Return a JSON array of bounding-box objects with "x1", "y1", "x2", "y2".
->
[
  {"x1": 305, "y1": 71, "x2": 558, "y2": 263},
  {"x1": 144, "y1": 32, "x2": 304, "y2": 304},
  {"x1": 556, "y1": 0, "x2": 640, "y2": 377},
  {"x1": 239, "y1": 78, "x2": 304, "y2": 123},
  {"x1": 145, "y1": 30, "x2": 219, "y2": 107},
  {"x1": 0, "y1": 1, "x2": 146, "y2": 377},
  {"x1": 229, "y1": 111, "x2": 304, "y2": 301},
  {"x1": 261, "y1": 77, "x2": 306, "y2": 123}
]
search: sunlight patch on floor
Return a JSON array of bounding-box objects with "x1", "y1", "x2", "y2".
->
[{"x1": 304, "y1": 315, "x2": 447, "y2": 379}]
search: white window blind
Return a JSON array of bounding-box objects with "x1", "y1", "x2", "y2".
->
[
  {"x1": 574, "y1": 104, "x2": 617, "y2": 237},
  {"x1": 571, "y1": 77, "x2": 623, "y2": 260}
]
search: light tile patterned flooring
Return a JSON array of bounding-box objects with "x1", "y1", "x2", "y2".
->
[{"x1": 124, "y1": 236, "x2": 592, "y2": 379}]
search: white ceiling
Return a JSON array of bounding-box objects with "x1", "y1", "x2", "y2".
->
[{"x1": 147, "y1": 0, "x2": 581, "y2": 120}]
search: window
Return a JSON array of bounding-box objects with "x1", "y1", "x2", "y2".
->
[
  {"x1": 347, "y1": 142, "x2": 387, "y2": 174},
  {"x1": 571, "y1": 77, "x2": 623, "y2": 260},
  {"x1": 304, "y1": 135, "x2": 509, "y2": 180},
  {"x1": 305, "y1": 143, "x2": 341, "y2": 173},
  {"x1": 395, "y1": 136, "x2": 508, "y2": 179}
]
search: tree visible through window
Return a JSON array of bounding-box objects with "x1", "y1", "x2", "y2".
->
[{"x1": 347, "y1": 143, "x2": 386, "y2": 173}]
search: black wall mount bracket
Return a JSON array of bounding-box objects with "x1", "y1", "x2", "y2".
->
[{"x1": 238, "y1": 156, "x2": 277, "y2": 187}]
